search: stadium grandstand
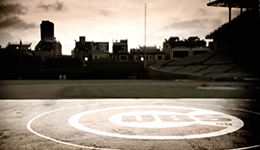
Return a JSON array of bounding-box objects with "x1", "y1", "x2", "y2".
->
[{"x1": 149, "y1": 0, "x2": 259, "y2": 81}]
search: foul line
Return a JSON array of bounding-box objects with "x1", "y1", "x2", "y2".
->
[
  {"x1": 26, "y1": 105, "x2": 119, "y2": 150},
  {"x1": 231, "y1": 145, "x2": 260, "y2": 150}
]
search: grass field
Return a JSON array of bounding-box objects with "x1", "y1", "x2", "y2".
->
[{"x1": 0, "y1": 80, "x2": 258, "y2": 99}]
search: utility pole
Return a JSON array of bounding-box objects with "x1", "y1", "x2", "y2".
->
[{"x1": 144, "y1": 4, "x2": 147, "y2": 78}]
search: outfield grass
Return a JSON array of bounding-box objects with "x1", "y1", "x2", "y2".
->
[
  {"x1": 62, "y1": 81, "x2": 258, "y2": 99},
  {"x1": 0, "y1": 80, "x2": 258, "y2": 99},
  {"x1": 0, "y1": 80, "x2": 153, "y2": 85}
]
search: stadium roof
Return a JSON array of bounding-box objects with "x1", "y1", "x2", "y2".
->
[
  {"x1": 207, "y1": 0, "x2": 258, "y2": 8},
  {"x1": 205, "y1": 8, "x2": 258, "y2": 39}
]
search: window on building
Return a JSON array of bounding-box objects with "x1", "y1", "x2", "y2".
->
[
  {"x1": 121, "y1": 56, "x2": 127, "y2": 60},
  {"x1": 193, "y1": 51, "x2": 207, "y2": 55},
  {"x1": 157, "y1": 55, "x2": 163, "y2": 60},
  {"x1": 136, "y1": 55, "x2": 142, "y2": 60}
]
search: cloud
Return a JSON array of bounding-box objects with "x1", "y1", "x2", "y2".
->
[
  {"x1": 0, "y1": 1, "x2": 36, "y2": 30},
  {"x1": 0, "y1": 17, "x2": 37, "y2": 29},
  {"x1": 0, "y1": 31, "x2": 14, "y2": 46},
  {"x1": 0, "y1": 2, "x2": 27, "y2": 19},
  {"x1": 99, "y1": 10, "x2": 113, "y2": 16},
  {"x1": 198, "y1": 8, "x2": 210, "y2": 16},
  {"x1": 128, "y1": 0, "x2": 161, "y2": 4},
  {"x1": 165, "y1": 19, "x2": 222, "y2": 30},
  {"x1": 38, "y1": 1, "x2": 65, "y2": 12}
]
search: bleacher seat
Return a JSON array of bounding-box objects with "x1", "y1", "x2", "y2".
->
[
  {"x1": 166, "y1": 52, "x2": 213, "y2": 66},
  {"x1": 173, "y1": 65, "x2": 208, "y2": 74},
  {"x1": 158, "y1": 66, "x2": 183, "y2": 72},
  {"x1": 203, "y1": 51, "x2": 235, "y2": 65},
  {"x1": 193, "y1": 65, "x2": 235, "y2": 76}
]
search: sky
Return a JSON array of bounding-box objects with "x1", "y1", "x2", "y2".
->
[{"x1": 0, "y1": 0, "x2": 241, "y2": 55}]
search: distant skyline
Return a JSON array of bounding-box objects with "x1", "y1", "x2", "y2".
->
[{"x1": 0, "y1": 0, "x2": 241, "y2": 55}]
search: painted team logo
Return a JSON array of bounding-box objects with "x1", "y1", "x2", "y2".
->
[{"x1": 69, "y1": 106, "x2": 244, "y2": 139}]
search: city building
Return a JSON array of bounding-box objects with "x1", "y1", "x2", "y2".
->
[
  {"x1": 92, "y1": 42, "x2": 110, "y2": 60},
  {"x1": 162, "y1": 36, "x2": 211, "y2": 60},
  {"x1": 3, "y1": 40, "x2": 33, "y2": 56},
  {"x1": 35, "y1": 20, "x2": 62, "y2": 58},
  {"x1": 112, "y1": 39, "x2": 129, "y2": 61},
  {"x1": 92, "y1": 50, "x2": 110, "y2": 60},
  {"x1": 40, "y1": 20, "x2": 54, "y2": 41},
  {"x1": 130, "y1": 46, "x2": 165, "y2": 62},
  {"x1": 72, "y1": 36, "x2": 92, "y2": 61},
  {"x1": 72, "y1": 36, "x2": 110, "y2": 61},
  {"x1": 112, "y1": 39, "x2": 128, "y2": 53},
  {"x1": 112, "y1": 52, "x2": 130, "y2": 61}
]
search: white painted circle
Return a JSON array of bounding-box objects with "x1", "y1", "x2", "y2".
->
[{"x1": 68, "y1": 106, "x2": 244, "y2": 139}]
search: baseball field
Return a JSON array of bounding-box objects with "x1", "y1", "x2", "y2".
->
[
  {"x1": 0, "y1": 80, "x2": 258, "y2": 99},
  {"x1": 0, "y1": 80, "x2": 259, "y2": 150}
]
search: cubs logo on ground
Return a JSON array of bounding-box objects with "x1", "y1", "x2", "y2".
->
[
  {"x1": 27, "y1": 99, "x2": 260, "y2": 150},
  {"x1": 69, "y1": 106, "x2": 244, "y2": 139}
]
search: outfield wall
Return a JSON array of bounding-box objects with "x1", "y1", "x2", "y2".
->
[{"x1": 0, "y1": 55, "x2": 145, "y2": 79}]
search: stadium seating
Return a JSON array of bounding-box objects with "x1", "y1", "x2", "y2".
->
[
  {"x1": 193, "y1": 65, "x2": 235, "y2": 76},
  {"x1": 150, "y1": 49, "x2": 258, "y2": 81},
  {"x1": 165, "y1": 52, "x2": 213, "y2": 66},
  {"x1": 174, "y1": 65, "x2": 208, "y2": 74},
  {"x1": 203, "y1": 51, "x2": 235, "y2": 65},
  {"x1": 159, "y1": 66, "x2": 183, "y2": 72}
]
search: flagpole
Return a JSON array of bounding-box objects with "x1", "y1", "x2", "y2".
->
[{"x1": 144, "y1": 4, "x2": 147, "y2": 75}]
